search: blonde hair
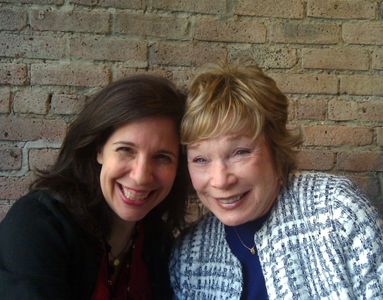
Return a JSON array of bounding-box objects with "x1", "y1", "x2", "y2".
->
[{"x1": 181, "y1": 63, "x2": 303, "y2": 185}]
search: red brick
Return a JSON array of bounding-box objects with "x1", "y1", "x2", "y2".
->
[
  {"x1": 302, "y1": 48, "x2": 369, "y2": 70},
  {"x1": 151, "y1": 0, "x2": 226, "y2": 14},
  {"x1": 13, "y1": 87, "x2": 49, "y2": 115},
  {"x1": 0, "y1": 174, "x2": 35, "y2": 200},
  {"x1": 337, "y1": 151, "x2": 383, "y2": 172},
  {"x1": 343, "y1": 22, "x2": 383, "y2": 45},
  {"x1": 30, "y1": 9, "x2": 110, "y2": 33},
  {"x1": 296, "y1": 149, "x2": 336, "y2": 170},
  {"x1": 296, "y1": 98, "x2": 327, "y2": 120},
  {"x1": 0, "y1": 33, "x2": 67, "y2": 60},
  {"x1": 152, "y1": 41, "x2": 227, "y2": 67},
  {"x1": 51, "y1": 94, "x2": 87, "y2": 115},
  {"x1": 270, "y1": 21, "x2": 340, "y2": 44},
  {"x1": 372, "y1": 48, "x2": 383, "y2": 70},
  {"x1": 328, "y1": 99, "x2": 358, "y2": 121},
  {"x1": 235, "y1": 0, "x2": 304, "y2": 18},
  {"x1": 114, "y1": 13, "x2": 189, "y2": 39},
  {"x1": 0, "y1": 63, "x2": 28, "y2": 85},
  {"x1": 0, "y1": 87, "x2": 10, "y2": 113},
  {"x1": 0, "y1": 116, "x2": 67, "y2": 142},
  {"x1": 0, "y1": 146, "x2": 22, "y2": 171},
  {"x1": 358, "y1": 100, "x2": 383, "y2": 122},
  {"x1": 340, "y1": 75, "x2": 383, "y2": 96},
  {"x1": 307, "y1": 0, "x2": 376, "y2": 19},
  {"x1": 29, "y1": 148, "x2": 59, "y2": 172},
  {"x1": 229, "y1": 46, "x2": 297, "y2": 69},
  {"x1": 271, "y1": 73, "x2": 338, "y2": 94},
  {"x1": 303, "y1": 125, "x2": 373, "y2": 146},
  {"x1": 0, "y1": 8, "x2": 27, "y2": 30},
  {"x1": 31, "y1": 63, "x2": 111, "y2": 87},
  {"x1": 71, "y1": 0, "x2": 142, "y2": 8},
  {"x1": 194, "y1": 17, "x2": 266, "y2": 43},
  {"x1": 70, "y1": 36, "x2": 147, "y2": 66}
]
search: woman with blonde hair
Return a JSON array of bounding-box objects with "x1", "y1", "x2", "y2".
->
[{"x1": 170, "y1": 63, "x2": 383, "y2": 299}]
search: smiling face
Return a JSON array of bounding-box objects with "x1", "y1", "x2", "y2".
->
[
  {"x1": 97, "y1": 116, "x2": 179, "y2": 224},
  {"x1": 187, "y1": 133, "x2": 280, "y2": 226}
]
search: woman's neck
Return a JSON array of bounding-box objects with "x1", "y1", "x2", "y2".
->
[{"x1": 108, "y1": 218, "x2": 136, "y2": 256}]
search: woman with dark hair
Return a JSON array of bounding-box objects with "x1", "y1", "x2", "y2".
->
[{"x1": 0, "y1": 75, "x2": 188, "y2": 300}]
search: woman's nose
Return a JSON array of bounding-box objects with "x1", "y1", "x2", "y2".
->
[
  {"x1": 210, "y1": 162, "x2": 237, "y2": 189},
  {"x1": 130, "y1": 158, "x2": 153, "y2": 185}
]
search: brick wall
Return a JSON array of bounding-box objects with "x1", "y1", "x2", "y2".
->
[{"x1": 1, "y1": 0, "x2": 382, "y2": 220}]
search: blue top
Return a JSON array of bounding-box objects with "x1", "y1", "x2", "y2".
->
[{"x1": 225, "y1": 215, "x2": 269, "y2": 300}]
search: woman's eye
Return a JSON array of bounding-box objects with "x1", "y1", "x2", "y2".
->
[
  {"x1": 234, "y1": 148, "x2": 251, "y2": 156},
  {"x1": 155, "y1": 154, "x2": 173, "y2": 164},
  {"x1": 192, "y1": 157, "x2": 208, "y2": 164},
  {"x1": 117, "y1": 147, "x2": 134, "y2": 155}
]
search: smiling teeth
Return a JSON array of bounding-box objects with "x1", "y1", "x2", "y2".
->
[
  {"x1": 217, "y1": 195, "x2": 242, "y2": 204},
  {"x1": 122, "y1": 187, "x2": 149, "y2": 201}
]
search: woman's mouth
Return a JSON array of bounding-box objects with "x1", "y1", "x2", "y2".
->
[
  {"x1": 215, "y1": 192, "x2": 248, "y2": 208},
  {"x1": 119, "y1": 184, "x2": 152, "y2": 205}
]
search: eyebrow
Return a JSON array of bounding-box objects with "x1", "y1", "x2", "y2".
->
[{"x1": 112, "y1": 141, "x2": 178, "y2": 158}]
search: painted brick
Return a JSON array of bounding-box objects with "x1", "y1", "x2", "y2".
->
[
  {"x1": 328, "y1": 99, "x2": 358, "y2": 121},
  {"x1": 13, "y1": 88, "x2": 49, "y2": 115},
  {"x1": 70, "y1": 36, "x2": 147, "y2": 66},
  {"x1": 51, "y1": 94, "x2": 87, "y2": 115},
  {"x1": 194, "y1": 17, "x2": 266, "y2": 43},
  {"x1": 1, "y1": 116, "x2": 67, "y2": 142},
  {"x1": 0, "y1": 87, "x2": 10, "y2": 113},
  {"x1": 29, "y1": 148, "x2": 59, "y2": 171},
  {"x1": 0, "y1": 146, "x2": 22, "y2": 170},
  {"x1": 0, "y1": 33, "x2": 67, "y2": 60},
  {"x1": 71, "y1": 0, "x2": 142, "y2": 8},
  {"x1": 114, "y1": 13, "x2": 189, "y2": 39},
  {"x1": 235, "y1": 0, "x2": 304, "y2": 18},
  {"x1": 337, "y1": 151, "x2": 383, "y2": 172},
  {"x1": 30, "y1": 9, "x2": 110, "y2": 33},
  {"x1": 296, "y1": 98, "x2": 327, "y2": 120},
  {"x1": 340, "y1": 75, "x2": 383, "y2": 96},
  {"x1": 302, "y1": 48, "x2": 369, "y2": 70},
  {"x1": 0, "y1": 63, "x2": 28, "y2": 85},
  {"x1": 229, "y1": 46, "x2": 297, "y2": 69},
  {"x1": 372, "y1": 48, "x2": 383, "y2": 70},
  {"x1": 303, "y1": 125, "x2": 373, "y2": 146},
  {"x1": 270, "y1": 21, "x2": 340, "y2": 44},
  {"x1": 0, "y1": 8, "x2": 27, "y2": 30},
  {"x1": 343, "y1": 22, "x2": 383, "y2": 45},
  {"x1": 151, "y1": 0, "x2": 226, "y2": 14},
  {"x1": 31, "y1": 63, "x2": 111, "y2": 87},
  {"x1": 0, "y1": 174, "x2": 35, "y2": 200},
  {"x1": 296, "y1": 149, "x2": 335, "y2": 170},
  {"x1": 271, "y1": 73, "x2": 338, "y2": 94},
  {"x1": 307, "y1": 0, "x2": 376, "y2": 19},
  {"x1": 152, "y1": 41, "x2": 227, "y2": 67}
]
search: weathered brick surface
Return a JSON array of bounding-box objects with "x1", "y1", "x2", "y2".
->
[
  {"x1": 337, "y1": 151, "x2": 383, "y2": 172},
  {"x1": 114, "y1": 13, "x2": 189, "y2": 39},
  {"x1": 30, "y1": 9, "x2": 110, "y2": 33},
  {"x1": 270, "y1": 22, "x2": 340, "y2": 44},
  {"x1": 13, "y1": 88, "x2": 49, "y2": 115},
  {"x1": 31, "y1": 63, "x2": 111, "y2": 87},
  {"x1": 302, "y1": 48, "x2": 369, "y2": 70},
  {"x1": 343, "y1": 22, "x2": 383, "y2": 45},
  {"x1": 29, "y1": 148, "x2": 59, "y2": 172},
  {"x1": 303, "y1": 125, "x2": 373, "y2": 146},
  {"x1": 340, "y1": 75, "x2": 383, "y2": 96},
  {"x1": 0, "y1": 8, "x2": 27, "y2": 30},
  {"x1": 307, "y1": 0, "x2": 376, "y2": 19},
  {"x1": 0, "y1": 33, "x2": 67, "y2": 60},
  {"x1": 0, "y1": 88, "x2": 10, "y2": 113},
  {"x1": 194, "y1": 17, "x2": 266, "y2": 43},
  {"x1": 0, "y1": 63, "x2": 28, "y2": 85},
  {"x1": 151, "y1": 0, "x2": 226, "y2": 14},
  {"x1": 70, "y1": 36, "x2": 147, "y2": 65},
  {"x1": 0, "y1": 146, "x2": 22, "y2": 171},
  {"x1": 1, "y1": 116, "x2": 67, "y2": 142},
  {"x1": 152, "y1": 41, "x2": 227, "y2": 67},
  {"x1": 1, "y1": 0, "x2": 382, "y2": 214}
]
